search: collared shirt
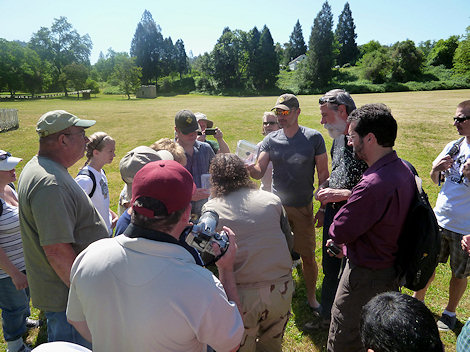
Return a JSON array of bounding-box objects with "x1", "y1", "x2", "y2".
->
[{"x1": 330, "y1": 151, "x2": 415, "y2": 269}]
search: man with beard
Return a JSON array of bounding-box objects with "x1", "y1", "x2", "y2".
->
[
  {"x1": 325, "y1": 104, "x2": 415, "y2": 352},
  {"x1": 304, "y1": 89, "x2": 368, "y2": 331}
]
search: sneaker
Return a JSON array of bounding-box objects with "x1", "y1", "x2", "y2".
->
[
  {"x1": 25, "y1": 317, "x2": 43, "y2": 329},
  {"x1": 7, "y1": 343, "x2": 31, "y2": 352},
  {"x1": 304, "y1": 317, "x2": 331, "y2": 331},
  {"x1": 437, "y1": 313, "x2": 457, "y2": 331}
]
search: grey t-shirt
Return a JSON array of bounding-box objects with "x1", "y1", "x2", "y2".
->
[{"x1": 260, "y1": 126, "x2": 326, "y2": 207}]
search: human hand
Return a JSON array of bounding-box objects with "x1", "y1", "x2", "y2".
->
[
  {"x1": 461, "y1": 234, "x2": 470, "y2": 255},
  {"x1": 192, "y1": 188, "x2": 210, "y2": 201},
  {"x1": 314, "y1": 209, "x2": 325, "y2": 228},
  {"x1": 11, "y1": 270, "x2": 28, "y2": 290},
  {"x1": 316, "y1": 188, "x2": 350, "y2": 204},
  {"x1": 433, "y1": 155, "x2": 454, "y2": 173},
  {"x1": 215, "y1": 226, "x2": 237, "y2": 271},
  {"x1": 214, "y1": 128, "x2": 224, "y2": 140},
  {"x1": 462, "y1": 159, "x2": 470, "y2": 179}
]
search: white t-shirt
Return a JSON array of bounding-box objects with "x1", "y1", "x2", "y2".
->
[
  {"x1": 434, "y1": 139, "x2": 470, "y2": 234},
  {"x1": 75, "y1": 166, "x2": 112, "y2": 234}
]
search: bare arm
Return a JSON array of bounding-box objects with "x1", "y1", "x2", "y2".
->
[
  {"x1": 313, "y1": 152, "x2": 330, "y2": 227},
  {"x1": 214, "y1": 129, "x2": 231, "y2": 154},
  {"x1": 43, "y1": 242, "x2": 77, "y2": 287},
  {"x1": 0, "y1": 247, "x2": 28, "y2": 290},
  {"x1": 67, "y1": 319, "x2": 92, "y2": 343},
  {"x1": 430, "y1": 155, "x2": 453, "y2": 184},
  {"x1": 247, "y1": 151, "x2": 270, "y2": 180}
]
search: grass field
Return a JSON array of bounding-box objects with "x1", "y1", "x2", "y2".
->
[{"x1": 0, "y1": 89, "x2": 469, "y2": 351}]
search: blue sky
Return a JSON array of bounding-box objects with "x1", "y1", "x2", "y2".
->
[{"x1": 1, "y1": 0, "x2": 469, "y2": 64}]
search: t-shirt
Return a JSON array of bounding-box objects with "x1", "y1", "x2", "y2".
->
[
  {"x1": 75, "y1": 166, "x2": 112, "y2": 235},
  {"x1": 0, "y1": 188, "x2": 26, "y2": 279},
  {"x1": 18, "y1": 156, "x2": 108, "y2": 311},
  {"x1": 67, "y1": 235, "x2": 243, "y2": 352},
  {"x1": 433, "y1": 139, "x2": 470, "y2": 234},
  {"x1": 259, "y1": 126, "x2": 326, "y2": 207}
]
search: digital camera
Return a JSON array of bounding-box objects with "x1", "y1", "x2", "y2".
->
[{"x1": 184, "y1": 210, "x2": 229, "y2": 259}]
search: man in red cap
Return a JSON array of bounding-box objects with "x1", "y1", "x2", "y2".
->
[{"x1": 66, "y1": 160, "x2": 244, "y2": 352}]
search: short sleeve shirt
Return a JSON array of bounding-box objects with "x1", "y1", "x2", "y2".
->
[{"x1": 259, "y1": 126, "x2": 326, "y2": 207}]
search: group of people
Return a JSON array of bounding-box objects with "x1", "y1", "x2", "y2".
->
[{"x1": 0, "y1": 90, "x2": 469, "y2": 352}]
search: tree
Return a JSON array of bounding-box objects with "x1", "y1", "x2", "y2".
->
[
  {"x1": 454, "y1": 26, "x2": 470, "y2": 74},
  {"x1": 285, "y1": 20, "x2": 307, "y2": 63},
  {"x1": 257, "y1": 25, "x2": 279, "y2": 89},
  {"x1": 359, "y1": 47, "x2": 392, "y2": 83},
  {"x1": 301, "y1": 1, "x2": 335, "y2": 89},
  {"x1": 427, "y1": 35, "x2": 459, "y2": 68},
  {"x1": 418, "y1": 40, "x2": 435, "y2": 60},
  {"x1": 112, "y1": 54, "x2": 142, "y2": 99},
  {"x1": 130, "y1": 10, "x2": 164, "y2": 84},
  {"x1": 335, "y1": 2, "x2": 359, "y2": 66},
  {"x1": 63, "y1": 63, "x2": 88, "y2": 97},
  {"x1": 174, "y1": 39, "x2": 188, "y2": 79},
  {"x1": 212, "y1": 27, "x2": 241, "y2": 89},
  {"x1": 29, "y1": 16, "x2": 92, "y2": 93},
  {"x1": 390, "y1": 40, "x2": 424, "y2": 82}
]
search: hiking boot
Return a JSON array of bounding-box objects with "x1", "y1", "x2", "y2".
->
[
  {"x1": 304, "y1": 317, "x2": 331, "y2": 331},
  {"x1": 437, "y1": 313, "x2": 457, "y2": 331}
]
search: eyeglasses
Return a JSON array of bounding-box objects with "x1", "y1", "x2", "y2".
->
[
  {"x1": 319, "y1": 96, "x2": 338, "y2": 105},
  {"x1": 64, "y1": 130, "x2": 86, "y2": 138},
  {"x1": 263, "y1": 121, "x2": 278, "y2": 126},
  {"x1": 454, "y1": 116, "x2": 470, "y2": 123},
  {"x1": 345, "y1": 134, "x2": 358, "y2": 142},
  {"x1": 0, "y1": 151, "x2": 11, "y2": 160},
  {"x1": 275, "y1": 110, "x2": 290, "y2": 116}
]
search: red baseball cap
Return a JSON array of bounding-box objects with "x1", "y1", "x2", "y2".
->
[{"x1": 131, "y1": 160, "x2": 196, "y2": 217}]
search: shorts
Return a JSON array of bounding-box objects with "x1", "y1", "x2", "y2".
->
[
  {"x1": 438, "y1": 226, "x2": 470, "y2": 279},
  {"x1": 284, "y1": 203, "x2": 315, "y2": 257}
]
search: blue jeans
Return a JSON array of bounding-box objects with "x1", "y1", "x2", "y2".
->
[
  {"x1": 0, "y1": 274, "x2": 30, "y2": 341},
  {"x1": 45, "y1": 311, "x2": 92, "y2": 350}
]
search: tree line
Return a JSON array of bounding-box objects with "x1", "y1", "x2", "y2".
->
[{"x1": 1, "y1": 2, "x2": 469, "y2": 98}]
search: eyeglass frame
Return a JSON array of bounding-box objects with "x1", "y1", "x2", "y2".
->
[
  {"x1": 319, "y1": 96, "x2": 338, "y2": 105},
  {"x1": 274, "y1": 109, "x2": 290, "y2": 116},
  {"x1": 454, "y1": 116, "x2": 470, "y2": 123},
  {"x1": 263, "y1": 121, "x2": 278, "y2": 126}
]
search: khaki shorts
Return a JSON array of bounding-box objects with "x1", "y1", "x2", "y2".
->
[
  {"x1": 284, "y1": 203, "x2": 315, "y2": 257},
  {"x1": 438, "y1": 227, "x2": 470, "y2": 279}
]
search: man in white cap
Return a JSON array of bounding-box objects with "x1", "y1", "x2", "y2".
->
[
  {"x1": 18, "y1": 110, "x2": 109, "y2": 348},
  {"x1": 195, "y1": 112, "x2": 230, "y2": 154}
]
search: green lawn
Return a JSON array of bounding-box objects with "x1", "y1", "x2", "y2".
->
[{"x1": 0, "y1": 89, "x2": 469, "y2": 351}]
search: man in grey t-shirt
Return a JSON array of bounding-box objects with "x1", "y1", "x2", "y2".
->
[{"x1": 248, "y1": 94, "x2": 329, "y2": 311}]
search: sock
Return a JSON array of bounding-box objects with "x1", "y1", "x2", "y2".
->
[
  {"x1": 6, "y1": 337, "x2": 23, "y2": 352},
  {"x1": 443, "y1": 309, "x2": 456, "y2": 317}
]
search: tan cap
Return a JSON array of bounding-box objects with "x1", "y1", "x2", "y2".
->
[
  {"x1": 36, "y1": 110, "x2": 96, "y2": 137},
  {"x1": 194, "y1": 112, "x2": 214, "y2": 128},
  {"x1": 119, "y1": 146, "x2": 174, "y2": 198},
  {"x1": 272, "y1": 94, "x2": 300, "y2": 111}
]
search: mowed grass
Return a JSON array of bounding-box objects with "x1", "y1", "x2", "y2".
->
[{"x1": 0, "y1": 89, "x2": 469, "y2": 351}]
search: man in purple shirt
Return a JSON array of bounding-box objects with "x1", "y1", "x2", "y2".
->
[{"x1": 326, "y1": 104, "x2": 416, "y2": 352}]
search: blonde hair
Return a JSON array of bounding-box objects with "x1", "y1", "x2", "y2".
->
[
  {"x1": 83, "y1": 132, "x2": 115, "y2": 167},
  {"x1": 150, "y1": 138, "x2": 187, "y2": 166}
]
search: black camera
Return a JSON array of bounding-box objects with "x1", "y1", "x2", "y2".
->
[
  {"x1": 326, "y1": 242, "x2": 342, "y2": 256},
  {"x1": 205, "y1": 128, "x2": 217, "y2": 135},
  {"x1": 185, "y1": 210, "x2": 229, "y2": 260}
]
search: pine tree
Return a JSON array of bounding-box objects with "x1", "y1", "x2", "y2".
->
[
  {"x1": 258, "y1": 25, "x2": 279, "y2": 89},
  {"x1": 174, "y1": 39, "x2": 188, "y2": 79},
  {"x1": 301, "y1": 1, "x2": 334, "y2": 89},
  {"x1": 335, "y1": 2, "x2": 359, "y2": 66},
  {"x1": 287, "y1": 20, "x2": 307, "y2": 62}
]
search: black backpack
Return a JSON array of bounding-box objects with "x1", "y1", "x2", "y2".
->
[
  {"x1": 77, "y1": 169, "x2": 97, "y2": 198},
  {"x1": 395, "y1": 160, "x2": 441, "y2": 291}
]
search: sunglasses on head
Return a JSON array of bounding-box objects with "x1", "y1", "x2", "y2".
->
[
  {"x1": 454, "y1": 116, "x2": 470, "y2": 123},
  {"x1": 0, "y1": 151, "x2": 11, "y2": 161},
  {"x1": 263, "y1": 121, "x2": 278, "y2": 126},
  {"x1": 319, "y1": 96, "x2": 338, "y2": 105}
]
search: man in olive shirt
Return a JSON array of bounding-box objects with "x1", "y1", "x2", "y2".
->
[{"x1": 18, "y1": 110, "x2": 108, "y2": 348}]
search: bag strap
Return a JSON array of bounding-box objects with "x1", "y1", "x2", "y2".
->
[{"x1": 77, "y1": 169, "x2": 97, "y2": 198}]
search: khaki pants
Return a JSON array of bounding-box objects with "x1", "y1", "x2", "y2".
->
[{"x1": 238, "y1": 279, "x2": 294, "y2": 352}]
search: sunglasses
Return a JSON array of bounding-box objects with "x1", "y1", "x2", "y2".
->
[
  {"x1": 319, "y1": 96, "x2": 338, "y2": 105},
  {"x1": 0, "y1": 151, "x2": 11, "y2": 161},
  {"x1": 275, "y1": 110, "x2": 290, "y2": 116},
  {"x1": 263, "y1": 121, "x2": 278, "y2": 126},
  {"x1": 454, "y1": 116, "x2": 470, "y2": 123}
]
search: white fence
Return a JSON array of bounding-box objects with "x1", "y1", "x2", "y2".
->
[{"x1": 0, "y1": 109, "x2": 19, "y2": 132}]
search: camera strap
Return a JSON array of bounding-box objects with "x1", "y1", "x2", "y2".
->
[{"x1": 124, "y1": 223, "x2": 185, "y2": 247}]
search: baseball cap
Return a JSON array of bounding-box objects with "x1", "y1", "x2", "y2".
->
[
  {"x1": 131, "y1": 160, "x2": 196, "y2": 217},
  {"x1": 0, "y1": 151, "x2": 22, "y2": 171},
  {"x1": 175, "y1": 110, "x2": 199, "y2": 134},
  {"x1": 272, "y1": 94, "x2": 300, "y2": 111},
  {"x1": 194, "y1": 112, "x2": 214, "y2": 128},
  {"x1": 119, "y1": 146, "x2": 174, "y2": 197},
  {"x1": 36, "y1": 110, "x2": 96, "y2": 137}
]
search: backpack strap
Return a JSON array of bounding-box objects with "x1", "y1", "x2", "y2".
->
[
  {"x1": 77, "y1": 169, "x2": 97, "y2": 198},
  {"x1": 0, "y1": 183, "x2": 17, "y2": 216}
]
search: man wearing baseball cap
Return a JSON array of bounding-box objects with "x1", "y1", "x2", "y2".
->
[
  {"x1": 18, "y1": 110, "x2": 109, "y2": 348},
  {"x1": 66, "y1": 160, "x2": 244, "y2": 352},
  {"x1": 195, "y1": 112, "x2": 230, "y2": 154},
  {"x1": 175, "y1": 109, "x2": 215, "y2": 217},
  {"x1": 248, "y1": 94, "x2": 329, "y2": 313}
]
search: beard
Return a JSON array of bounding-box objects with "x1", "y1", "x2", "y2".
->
[{"x1": 324, "y1": 120, "x2": 347, "y2": 139}]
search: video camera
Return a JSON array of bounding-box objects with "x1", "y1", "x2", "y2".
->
[{"x1": 184, "y1": 210, "x2": 229, "y2": 262}]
